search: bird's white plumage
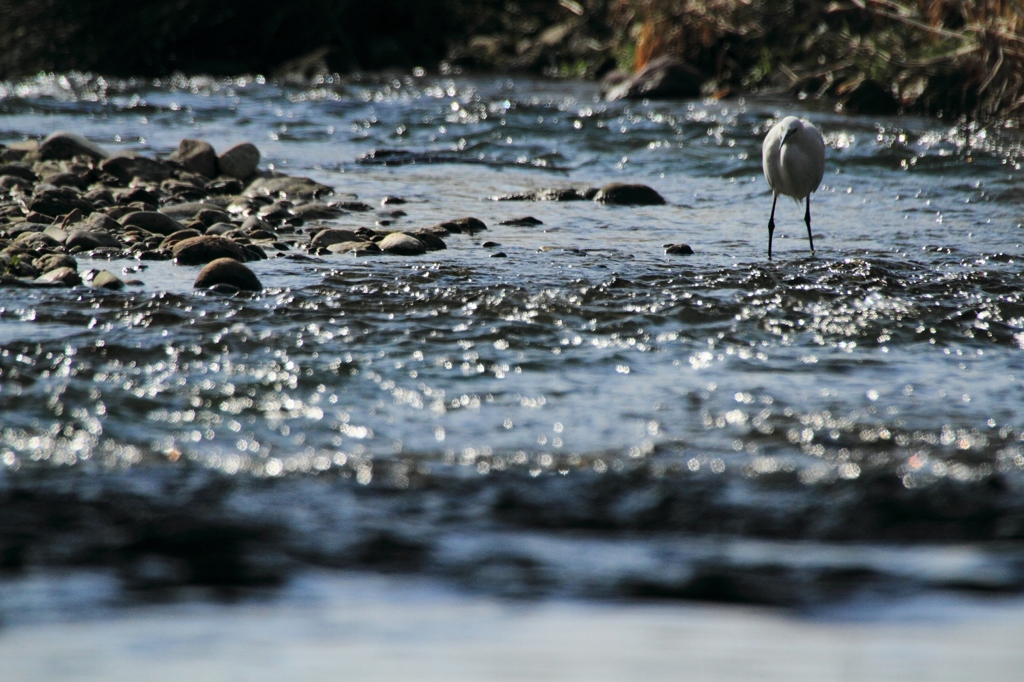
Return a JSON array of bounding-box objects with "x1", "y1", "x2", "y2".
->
[
  {"x1": 761, "y1": 116, "x2": 826, "y2": 259},
  {"x1": 762, "y1": 116, "x2": 825, "y2": 200}
]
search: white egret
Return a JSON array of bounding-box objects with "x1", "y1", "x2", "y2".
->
[{"x1": 761, "y1": 116, "x2": 825, "y2": 260}]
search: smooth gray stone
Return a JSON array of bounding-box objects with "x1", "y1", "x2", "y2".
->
[
  {"x1": 218, "y1": 142, "x2": 260, "y2": 179},
  {"x1": 378, "y1": 232, "x2": 427, "y2": 255},
  {"x1": 119, "y1": 211, "x2": 185, "y2": 236},
  {"x1": 38, "y1": 131, "x2": 109, "y2": 161},
  {"x1": 169, "y1": 139, "x2": 218, "y2": 178}
]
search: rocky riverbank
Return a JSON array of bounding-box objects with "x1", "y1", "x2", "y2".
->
[
  {"x1": 0, "y1": 130, "x2": 676, "y2": 293},
  {"x1": 2, "y1": 1, "x2": 1022, "y2": 124}
]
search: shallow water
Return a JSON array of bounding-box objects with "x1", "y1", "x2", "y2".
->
[{"x1": 1, "y1": 72, "x2": 1024, "y2": 606}]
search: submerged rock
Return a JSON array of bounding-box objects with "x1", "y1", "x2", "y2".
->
[
  {"x1": 665, "y1": 243, "x2": 695, "y2": 255},
  {"x1": 499, "y1": 216, "x2": 543, "y2": 226},
  {"x1": 431, "y1": 217, "x2": 487, "y2": 234},
  {"x1": 594, "y1": 183, "x2": 666, "y2": 206},
  {"x1": 410, "y1": 230, "x2": 447, "y2": 251},
  {"x1": 194, "y1": 257, "x2": 262, "y2": 291}
]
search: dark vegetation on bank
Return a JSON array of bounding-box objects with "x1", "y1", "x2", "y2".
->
[{"x1": 1, "y1": 1, "x2": 1023, "y2": 122}]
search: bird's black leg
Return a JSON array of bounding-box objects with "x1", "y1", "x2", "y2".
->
[
  {"x1": 768, "y1": 193, "x2": 778, "y2": 260},
  {"x1": 804, "y1": 195, "x2": 815, "y2": 255}
]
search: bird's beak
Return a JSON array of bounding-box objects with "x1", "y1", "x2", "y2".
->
[{"x1": 780, "y1": 128, "x2": 795, "y2": 150}]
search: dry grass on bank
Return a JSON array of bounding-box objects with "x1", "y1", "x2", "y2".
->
[{"x1": 612, "y1": 0, "x2": 1024, "y2": 122}]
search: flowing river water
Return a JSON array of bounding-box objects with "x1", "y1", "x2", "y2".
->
[{"x1": 1, "y1": 72, "x2": 1024, "y2": 670}]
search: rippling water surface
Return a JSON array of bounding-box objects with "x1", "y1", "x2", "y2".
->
[{"x1": 2, "y1": 72, "x2": 1024, "y2": 606}]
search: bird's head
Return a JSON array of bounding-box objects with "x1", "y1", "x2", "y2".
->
[{"x1": 779, "y1": 117, "x2": 802, "y2": 150}]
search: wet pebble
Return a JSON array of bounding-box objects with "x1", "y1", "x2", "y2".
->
[
  {"x1": 35, "y1": 266, "x2": 81, "y2": 286},
  {"x1": 100, "y1": 153, "x2": 173, "y2": 183},
  {"x1": 310, "y1": 228, "x2": 365, "y2": 250},
  {"x1": 432, "y1": 217, "x2": 487, "y2": 234},
  {"x1": 245, "y1": 175, "x2": 332, "y2": 200},
  {"x1": 120, "y1": 211, "x2": 185, "y2": 236},
  {"x1": 91, "y1": 270, "x2": 124, "y2": 290},
  {"x1": 28, "y1": 187, "x2": 93, "y2": 218},
  {"x1": 194, "y1": 257, "x2": 262, "y2": 291},
  {"x1": 204, "y1": 222, "x2": 237, "y2": 236},
  {"x1": 159, "y1": 202, "x2": 215, "y2": 222},
  {"x1": 411, "y1": 231, "x2": 447, "y2": 251},
  {"x1": 334, "y1": 201, "x2": 373, "y2": 212},
  {"x1": 217, "y1": 142, "x2": 260, "y2": 180},
  {"x1": 37, "y1": 131, "x2": 109, "y2": 161},
  {"x1": 168, "y1": 139, "x2": 219, "y2": 178},
  {"x1": 326, "y1": 240, "x2": 380, "y2": 255},
  {"x1": 159, "y1": 229, "x2": 203, "y2": 250},
  {"x1": 193, "y1": 207, "x2": 231, "y2": 227},
  {"x1": 240, "y1": 215, "x2": 273, "y2": 233},
  {"x1": 496, "y1": 188, "x2": 596, "y2": 202},
  {"x1": 291, "y1": 203, "x2": 346, "y2": 220},
  {"x1": 66, "y1": 227, "x2": 120, "y2": 251},
  {"x1": 34, "y1": 253, "x2": 77, "y2": 273},
  {"x1": 379, "y1": 232, "x2": 428, "y2": 255},
  {"x1": 172, "y1": 235, "x2": 260, "y2": 265}
]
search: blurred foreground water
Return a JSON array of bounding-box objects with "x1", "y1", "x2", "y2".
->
[{"x1": 1, "y1": 71, "x2": 1024, "y2": 639}]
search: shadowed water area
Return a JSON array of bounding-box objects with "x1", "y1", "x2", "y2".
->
[{"x1": 1, "y1": 72, "x2": 1024, "y2": 611}]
